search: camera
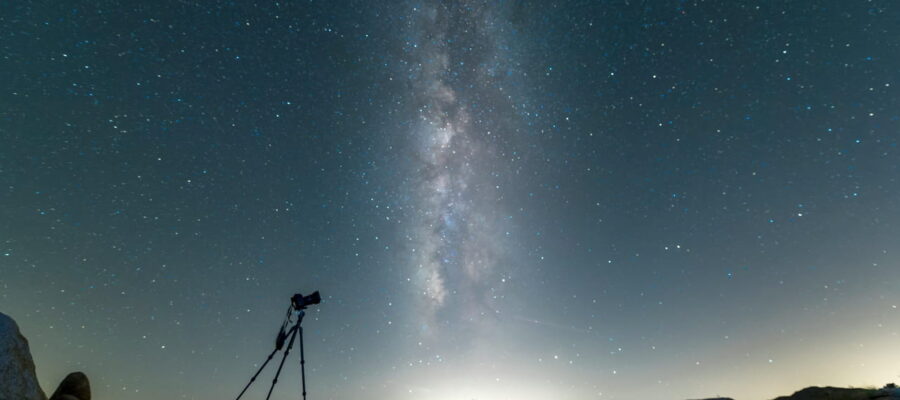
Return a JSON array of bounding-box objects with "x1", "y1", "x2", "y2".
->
[{"x1": 291, "y1": 291, "x2": 321, "y2": 310}]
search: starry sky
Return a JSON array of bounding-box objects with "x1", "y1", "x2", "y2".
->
[{"x1": 2, "y1": 1, "x2": 900, "y2": 399}]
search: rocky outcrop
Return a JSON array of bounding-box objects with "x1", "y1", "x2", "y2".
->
[
  {"x1": 49, "y1": 372, "x2": 90, "y2": 400},
  {"x1": 0, "y1": 312, "x2": 47, "y2": 400},
  {"x1": 0, "y1": 312, "x2": 91, "y2": 400}
]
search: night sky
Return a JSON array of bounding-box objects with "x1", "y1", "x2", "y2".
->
[{"x1": 2, "y1": 1, "x2": 900, "y2": 399}]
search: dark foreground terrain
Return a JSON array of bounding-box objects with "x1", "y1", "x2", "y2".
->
[{"x1": 2, "y1": 312, "x2": 897, "y2": 400}]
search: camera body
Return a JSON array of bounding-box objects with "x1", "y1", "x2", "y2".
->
[{"x1": 291, "y1": 291, "x2": 321, "y2": 310}]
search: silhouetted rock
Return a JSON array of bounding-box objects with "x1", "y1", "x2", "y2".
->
[
  {"x1": 689, "y1": 397, "x2": 734, "y2": 400},
  {"x1": 49, "y1": 372, "x2": 91, "y2": 400},
  {"x1": 0, "y1": 312, "x2": 47, "y2": 400},
  {"x1": 772, "y1": 385, "x2": 900, "y2": 400}
]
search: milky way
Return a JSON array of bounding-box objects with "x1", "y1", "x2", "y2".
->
[{"x1": 404, "y1": 1, "x2": 513, "y2": 331}]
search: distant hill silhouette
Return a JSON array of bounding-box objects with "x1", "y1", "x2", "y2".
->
[
  {"x1": 690, "y1": 384, "x2": 900, "y2": 400},
  {"x1": 772, "y1": 385, "x2": 900, "y2": 400}
]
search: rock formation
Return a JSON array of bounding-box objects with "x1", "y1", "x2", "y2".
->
[
  {"x1": 49, "y1": 372, "x2": 91, "y2": 400},
  {"x1": 0, "y1": 312, "x2": 91, "y2": 400},
  {"x1": 0, "y1": 311, "x2": 47, "y2": 400}
]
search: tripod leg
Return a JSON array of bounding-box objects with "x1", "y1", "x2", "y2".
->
[
  {"x1": 299, "y1": 326, "x2": 307, "y2": 400},
  {"x1": 235, "y1": 346, "x2": 280, "y2": 400},
  {"x1": 265, "y1": 325, "x2": 299, "y2": 400}
]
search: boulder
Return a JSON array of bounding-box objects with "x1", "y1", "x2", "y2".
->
[
  {"x1": 49, "y1": 372, "x2": 90, "y2": 400},
  {"x1": 0, "y1": 312, "x2": 47, "y2": 400}
]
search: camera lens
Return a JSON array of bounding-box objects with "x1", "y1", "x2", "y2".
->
[{"x1": 305, "y1": 291, "x2": 321, "y2": 305}]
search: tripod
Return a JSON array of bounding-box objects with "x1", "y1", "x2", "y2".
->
[{"x1": 235, "y1": 305, "x2": 311, "y2": 400}]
